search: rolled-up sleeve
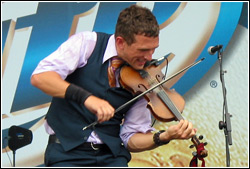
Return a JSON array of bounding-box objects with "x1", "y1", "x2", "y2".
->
[
  {"x1": 32, "y1": 31, "x2": 97, "y2": 79},
  {"x1": 120, "y1": 97, "x2": 155, "y2": 147}
]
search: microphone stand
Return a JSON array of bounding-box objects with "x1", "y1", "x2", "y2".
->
[
  {"x1": 13, "y1": 150, "x2": 16, "y2": 167},
  {"x1": 217, "y1": 49, "x2": 233, "y2": 167}
]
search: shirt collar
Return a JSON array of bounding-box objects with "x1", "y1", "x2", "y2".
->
[{"x1": 102, "y1": 34, "x2": 118, "y2": 64}]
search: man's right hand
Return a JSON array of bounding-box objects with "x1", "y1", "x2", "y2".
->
[{"x1": 84, "y1": 95, "x2": 115, "y2": 123}]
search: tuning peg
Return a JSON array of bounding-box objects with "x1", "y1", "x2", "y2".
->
[
  {"x1": 189, "y1": 144, "x2": 195, "y2": 149},
  {"x1": 199, "y1": 135, "x2": 203, "y2": 140}
]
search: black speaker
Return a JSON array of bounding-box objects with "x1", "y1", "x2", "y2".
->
[{"x1": 8, "y1": 125, "x2": 33, "y2": 151}]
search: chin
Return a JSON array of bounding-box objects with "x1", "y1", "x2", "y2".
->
[
  {"x1": 134, "y1": 62, "x2": 146, "y2": 70},
  {"x1": 134, "y1": 65, "x2": 144, "y2": 70},
  {"x1": 128, "y1": 61, "x2": 145, "y2": 70}
]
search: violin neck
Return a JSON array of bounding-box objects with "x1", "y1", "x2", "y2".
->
[{"x1": 157, "y1": 91, "x2": 184, "y2": 121}]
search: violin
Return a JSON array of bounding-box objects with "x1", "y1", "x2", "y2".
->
[
  {"x1": 119, "y1": 53, "x2": 208, "y2": 166},
  {"x1": 120, "y1": 53, "x2": 184, "y2": 122}
]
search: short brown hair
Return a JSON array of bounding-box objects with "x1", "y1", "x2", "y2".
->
[{"x1": 115, "y1": 5, "x2": 159, "y2": 45}]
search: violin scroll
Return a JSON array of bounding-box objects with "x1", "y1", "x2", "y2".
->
[{"x1": 189, "y1": 135, "x2": 208, "y2": 158}]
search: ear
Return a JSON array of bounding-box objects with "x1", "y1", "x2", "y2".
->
[{"x1": 116, "y1": 36, "x2": 126, "y2": 50}]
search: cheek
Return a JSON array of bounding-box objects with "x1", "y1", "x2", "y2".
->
[{"x1": 123, "y1": 48, "x2": 137, "y2": 60}]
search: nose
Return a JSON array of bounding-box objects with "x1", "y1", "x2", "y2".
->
[
  {"x1": 144, "y1": 49, "x2": 154, "y2": 61},
  {"x1": 145, "y1": 55, "x2": 152, "y2": 61}
]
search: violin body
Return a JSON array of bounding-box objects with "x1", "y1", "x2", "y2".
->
[{"x1": 120, "y1": 58, "x2": 185, "y2": 122}]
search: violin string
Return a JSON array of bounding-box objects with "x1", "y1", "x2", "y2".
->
[
  {"x1": 146, "y1": 62, "x2": 184, "y2": 124},
  {"x1": 147, "y1": 72, "x2": 166, "y2": 127},
  {"x1": 157, "y1": 91, "x2": 184, "y2": 121}
]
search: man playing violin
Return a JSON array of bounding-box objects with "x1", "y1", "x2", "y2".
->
[{"x1": 31, "y1": 4, "x2": 197, "y2": 167}]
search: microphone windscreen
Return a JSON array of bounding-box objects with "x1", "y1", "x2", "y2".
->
[{"x1": 8, "y1": 125, "x2": 33, "y2": 151}]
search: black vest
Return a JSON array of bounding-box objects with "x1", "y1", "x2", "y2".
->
[{"x1": 46, "y1": 32, "x2": 135, "y2": 157}]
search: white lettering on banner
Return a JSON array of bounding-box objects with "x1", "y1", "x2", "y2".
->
[
  {"x1": 2, "y1": 2, "x2": 38, "y2": 22},
  {"x1": 74, "y1": 2, "x2": 100, "y2": 34},
  {"x1": 2, "y1": 27, "x2": 33, "y2": 118}
]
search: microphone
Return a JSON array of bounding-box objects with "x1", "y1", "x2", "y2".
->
[
  {"x1": 8, "y1": 125, "x2": 33, "y2": 151},
  {"x1": 145, "y1": 53, "x2": 172, "y2": 67},
  {"x1": 150, "y1": 56, "x2": 167, "y2": 66},
  {"x1": 208, "y1": 45, "x2": 223, "y2": 55}
]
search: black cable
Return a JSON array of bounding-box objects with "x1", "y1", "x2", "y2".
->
[{"x1": 3, "y1": 136, "x2": 13, "y2": 167}]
